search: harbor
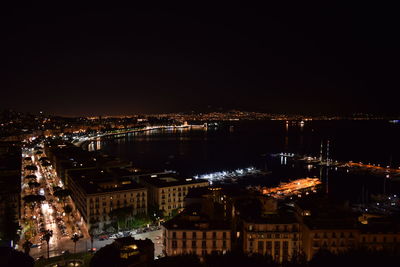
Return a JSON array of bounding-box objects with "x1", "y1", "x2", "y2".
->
[{"x1": 193, "y1": 167, "x2": 271, "y2": 184}]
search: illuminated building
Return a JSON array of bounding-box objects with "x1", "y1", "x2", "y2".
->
[
  {"x1": 44, "y1": 140, "x2": 131, "y2": 183},
  {"x1": 92, "y1": 236, "x2": 154, "y2": 267},
  {"x1": 116, "y1": 237, "x2": 154, "y2": 266},
  {"x1": 163, "y1": 206, "x2": 231, "y2": 257},
  {"x1": 66, "y1": 169, "x2": 147, "y2": 230},
  {"x1": 296, "y1": 196, "x2": 361, "y2": 260},
  {"x1": 137, "y1": 172, "x2": 208, "y2": 216},
  {"x1": 358, "y1": 217, "x2": 400, "y2": 251},
  {"x1": 241, "y1": 198, "x2": 301, "y2": 262}
]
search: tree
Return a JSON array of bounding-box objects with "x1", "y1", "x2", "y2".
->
[
  {"x1": 88, "y1": 226, "x2": 97, "y2": 250},
  {"x1": 27, "y1": 181, "x2": 40, "y2": 193},
  {"x1": 109, "y1": 206, "x2": 133, "y2": 231},
  {"x1": 39, "y1": 157, "x2": 49, "y2": 162},
  {"x1": 53, "y1": 189, "x2": 71, "y2": 206},
  {"x1": 64, "y1": 204, "x2": 73, "y2": 222},
  {"x1": 52, "y1": 185, "x2": 62, "y2": 192},
  {"x1": 71, "y1": 233, "x2": 80, "y2": 254},
  {"x1": 41, "y1": 161, "x2": 51, "y2": 167},
  {"x1": 23, "y1": 195, "x2": 45, "y2": 210},
  {"x1": 24, "y1": 174, "x2": 37, "y2": 181},
  {"x1": 22, "y1": 240, "x2": 33, "y2": 255},
  {"x1": 148, "y1": 204, "x2": 164, "y2": 223},
  {"x1": 130, "y1": 213, "x2": 151, "y2": 229},
  {"x1": 25, "y1": 165, "x2": 37, "y2": 171},
  {"x1": 42, "y1": 230, "x2": 53, "y2": 259}
]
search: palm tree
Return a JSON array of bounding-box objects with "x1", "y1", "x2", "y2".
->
[
  {"x1": 39, "y1": 157, "x2": 49, "y2": 162},
  {"x1": 25, "y1": 174, "x2": 37, "y2": 180},
  {"x1": 23, "y1": 194, "x2": 46, "y2": 210},
  {"x1": 27, "y1": 181, "x2": 40, "y2": 194},
  {"x1": 71, "y1": 233, "x2": 80, "y2": 254},
  {"x1": 41, "y1": 161, "x2": 51, "y2": 167},
  {"x1": 88, "y1": 226, "x2": 96, "y2": 250},
  {"x1": 25, "y1": 165, "x2": 38, "y2": 171},
  {"x1": 42, "y1": 230, "x2": 53, "y2": 259},
  {"x1": 22, "y1": 240, "x2": 33, "y2": 255},
  {"x1": 64, "y1": 204, "x2": 73, "y2": 222},
  {"x1": 53, "y1": 189, "x2": 71, "y2": 207}
]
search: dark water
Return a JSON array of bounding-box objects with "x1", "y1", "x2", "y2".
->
[{"x1": 94, "y1": 120, "x2": 400, "y2": 203}]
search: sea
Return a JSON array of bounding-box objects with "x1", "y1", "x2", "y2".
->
[{"x1": 89, "y1": 120, "x2": 400, "y2": 203}]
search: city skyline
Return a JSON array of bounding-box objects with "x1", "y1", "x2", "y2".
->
[{"x1": 1, "y1": 3, "x2": 398, "y2": 116}]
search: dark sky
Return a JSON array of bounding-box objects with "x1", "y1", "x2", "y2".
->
[{"x1": 1, "y1": 2, "x2": 398, "y2": 116}]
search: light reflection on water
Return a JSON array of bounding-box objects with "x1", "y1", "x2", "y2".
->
[{"x1": 85, "y1": 121, "x2": 400, "y2": 202}]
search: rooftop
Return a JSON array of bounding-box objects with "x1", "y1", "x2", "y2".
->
[
  {"x1": 139, "y1": 172, "x2": 208, "y2": 188},
  {"x1": 68, "y1": 168, "x2": 145, "y2": 195},
  {"x1": 163, "y1": 211, "x2": 231, "y2": 231}
]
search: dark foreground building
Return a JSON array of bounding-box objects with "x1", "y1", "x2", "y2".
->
[
  {"x1": 90, "y1": 237, "x2": 154, "y2": 267},
  {"x1": 0, "y1": 142, "x2": 21, "y2": 246}
]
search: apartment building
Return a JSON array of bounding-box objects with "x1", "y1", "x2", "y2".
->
[
  {"x1": 67, "y1": 168, "x2": 147, "y2": 229},
  {"x1": 138, "y1": 172, "x2": 208, "y2": 216},
  {"x1": 163, "y1": 208, "x2": 231, "y2": 257}
]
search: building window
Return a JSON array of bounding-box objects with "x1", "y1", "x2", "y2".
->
[
  {"x1": 203, "y1": 232, "x2": 207, "y2": 239},
  {"x1": 282, "y1": 241, "x2": 289, "y2": 261},
  {"x1": 192, "y1": 241, "x2": 197, "y2": 248},
  {"x1": 182, "y1": 241, "x2": 187, "y2": 248},
  {"x1": 172, "y1": 232, "x2": 176, "y2": 239},
  {"x1": 193, "y1": 232, "x2": 197, "y2": 239},
  {"x1": 202, "y1": 241, "x2": 206, "y2": 248},
  {"x1": 172, "y1": 241, "x2": 177, "y2": 248},
  {"x1": 183, "y1": 232, "x2": 186, "y2": 239},
  {"x1": 213, "y1": 232, "x2": 217, "y2": 239},
  {"x1": 223, "y1": 232, "x2": 227, "y2": 239},
  {"x1": 222, "y1": 240, "x2": 226, "y2": 248},
  {"x1": 266, "y1": 241, "x2": 272, "y2": 254},
  {"x1": 212, "y1": 240, "x2": 217, "y2": 248},
  {"x1": 258, "y1": 241, "x2": 264, "y2": 254},
  {"x1": 274, "y1": 241, "x2": 280, "y2": 258}
]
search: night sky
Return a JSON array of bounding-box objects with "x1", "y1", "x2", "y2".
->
[{"x1": 1, "y1": 3, "x2": 398, "y2": 116}]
